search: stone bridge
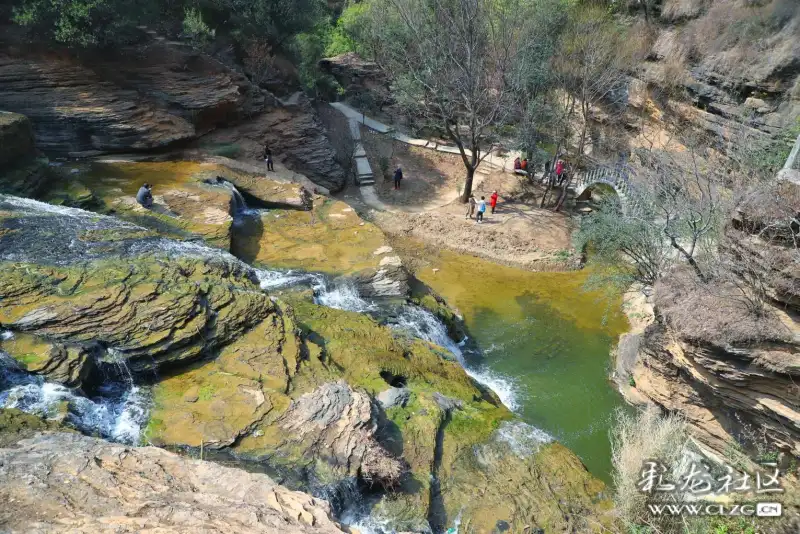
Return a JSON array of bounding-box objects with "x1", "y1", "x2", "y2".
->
[{"x1": 571, "y1": 166, "x2": 647, "y2": 216}]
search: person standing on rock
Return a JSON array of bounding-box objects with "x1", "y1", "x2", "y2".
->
[
  {"x1": 136, "y1": 183, "x2": 153, "y2": 208},
  {"x1": 465, "y1": 194, "x2": 476, "y2": 219},
  {"x1": 299, "y1": 186, "x2": 313, "y2": 211},
  {"x1": 476, "y1": 196, "x2": 487, "y2": 223},
  {"x1": 490, "y1": 190, "x2": 499, "y2": 214},
  {"x1": 393, "y1": 166, "x2": 403, "y2": 190},
  {"x1": 263, "y1": 145, "x2": 274, "y2": 172}
]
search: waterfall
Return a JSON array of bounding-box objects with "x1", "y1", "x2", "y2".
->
[
  {"x1": 254, "y1": 269, "x2": 376, "y2": 313},
  {"x1": 387, "y1": 306, "x2": 520, "y2": 412},
  {"x1": 212, "y1": 178, "x2": 262, "y2": 217},
  {"x1": 107, "y1": 348, "x2": 134, "y2": 386},
  {"x1": 215, "y1": 178, "x2": 247, "y2": 214},
  {"x1": 0, "y1": 351, "x2": 150, "y2": 445},
  {"x1": 314, "y1": 279, "x2": 377, "y2": 313},
  {"x1": 254, "y1": 268, "x2": 519, "y2": 410}
]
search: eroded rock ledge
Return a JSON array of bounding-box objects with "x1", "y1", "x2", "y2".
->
[{"x1": 0, "y1": 431, "x2": 347, "y2": 534}]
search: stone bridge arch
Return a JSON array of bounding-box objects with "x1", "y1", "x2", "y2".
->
[{"x1": 571, "y1": 167, "x2": 644, "y2": 216}]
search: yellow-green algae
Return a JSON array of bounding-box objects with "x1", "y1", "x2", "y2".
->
[
  {"x1": 145, "y1": 292, "x2": 611, "y2": 531},
  {"x1": 232, "y1": 197, "x2": 389, "y2": 276},
  {"x1": 397, "y1": 237, "x2": 630, "y2": 482}
]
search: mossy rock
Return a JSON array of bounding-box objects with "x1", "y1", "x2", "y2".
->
[{"x1": 0, "y1": 408, "x2": 72, "y2": 448}]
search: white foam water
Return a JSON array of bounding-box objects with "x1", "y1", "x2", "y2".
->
[
  {"x1": 255, "y1": 269, "x2": 323, "y2": 291},
  {"x1": 255, "y1": 269, "x2": 377, "y2": 313},
  {"x1": 0, "y1": 352, "x2": 150, "y2": 445},
  {"x1": 315, "y1": 279, "x2": 377, "y2": 313},
  {"x1": 389, "y1": 306, "x2": 520, "y2": 412},
  {"x1": 496, "y1": 421, "x2": 553, "y2": 457},
  {"x1": 0, "y1": 330, "x2": 13, "y2": 341}
]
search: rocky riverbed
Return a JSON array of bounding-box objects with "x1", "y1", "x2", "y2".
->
[{"x1": 0, "y1": 155, "x2": 613, "y2": 533}]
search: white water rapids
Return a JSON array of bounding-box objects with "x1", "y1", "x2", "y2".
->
[
  {"x1": 256, "y1": 268, "x2": 520, "y2": 412},
  {"x1": 0, "y1": 352, "x2": 150, "y2": 445}
]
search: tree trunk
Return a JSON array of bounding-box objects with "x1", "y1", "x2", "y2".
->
[
  {"x1": 460, "y1": 166, "x2": 476, "y2": 203},
  {"x1": 669, "y1": 237, "x2": 706, "y2": 282},
  {"x1": 554, "y1": 174, "x2": 572, "y2": 212}
]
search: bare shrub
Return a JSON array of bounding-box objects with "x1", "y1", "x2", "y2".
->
[
  {"x1": 611, "y1": 406, "x2": 690, "y2": 532},
  {"x1": 654, "y1": 266, "x2": 790, "y2": 346}
]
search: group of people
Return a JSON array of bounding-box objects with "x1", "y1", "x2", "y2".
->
[
  {"x1": 465, "y1": 190, "x2": 499, "y2": 223},
  {"x1": 514, "y1": 155, "x2": 567, "y2": 184}
]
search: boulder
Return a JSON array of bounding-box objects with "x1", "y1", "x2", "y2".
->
[
  {"x1": 0, "y1": 432, "x2": 347, "y2": 533},
  {"x1": 377, "y1": 386, "x2": 411, "y2": 409},
  {"x1": 278, "y1": 381, "x2": 405, "y2": 487},
  {"x1": 0, "y1": 195, "x2": 272, "y2": 374},
  {"x1": 0, "y1": 333, "x2": 96, "y2": 389}
]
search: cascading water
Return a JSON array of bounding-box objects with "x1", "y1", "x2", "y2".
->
[
  {"x1": 255, "y1": 267, "x2": 517, "y2": 410},
  {"x1": 255, "y1": 269, "x2": 377, "y2": 313},
  {"x1": 0, "y1": 351, "x2": 150, "y2": 445},
  {"x1": 387, "y1": 305, "x2": 520, "y2": 412},
  {"x1": 213, "y1": 178, "x2": 261, "y2": 217}
]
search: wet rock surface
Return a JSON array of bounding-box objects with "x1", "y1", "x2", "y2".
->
[
  {"x1": 0, "y1": 195, "x2": 272, "y2": 373},
  {"x1": 0, "y1": 431, "x2": 347, "y2": 533},
  {"x1": 1, "y1": 184, "x2": 611, "y2": 533}
]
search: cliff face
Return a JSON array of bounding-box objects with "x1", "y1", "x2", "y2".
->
[
  {"x1": 0, "y1": 27, "x2": 346, "y2": 192},
  {"x1": 617, "y1": 180, "x2": 800, "y2": 462},
  {"x1": 618, "y1": 0, "x2": 800, "y2": 154}
]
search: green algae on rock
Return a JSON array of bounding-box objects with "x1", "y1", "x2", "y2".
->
[{"x1": 0, "y1": 192, "x2": 613, "y2": 533}]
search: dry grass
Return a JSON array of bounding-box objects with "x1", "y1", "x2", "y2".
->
[
  {"x1": 684, "y1": 0, "x2": 797, "y2": 61},
  {"x1": 611, "y1": 406, "x2": 690, "y2": 533},
  {"x1": 655, "y1": 266, "x2": 791, "y2": 346}
]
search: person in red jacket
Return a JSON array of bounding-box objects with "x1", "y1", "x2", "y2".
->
[{"x1": 490, "y1": 190, "x2": 499, "y2": 214}]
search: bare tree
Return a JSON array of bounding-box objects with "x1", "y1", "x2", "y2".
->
[
  {"x1": 551, "y1": 5, "x2": 629, "y2": 211},
  {"x1": 364, "y1": 0, "x2": 530, "y2": 202}
]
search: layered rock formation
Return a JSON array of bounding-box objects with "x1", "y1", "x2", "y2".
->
[
  {"x1": 620, "y1": 0, "x2": 799, "y2": 155},
  {"x1": 616, "y1": 181, "x2": 800, "y2": 461},
  {"x1": 0, "y1": 112, "x2": 35, "y2": 167},
  {"x1": 1, "y1": 185, "x2": 610, "y2": 532},
  {"x1": 0, "y1": 430, "x2": 347, "y2": 534},
  {"x1": 0, "y1": 28, "x2": 345, "y2": 191}
]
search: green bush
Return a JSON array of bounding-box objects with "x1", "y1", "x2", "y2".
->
[
  {"x1": 325, "y1": 2, "x2": 369, "y2": 56},
  {"x1": 182, "y1": 7, "x2": 215, "y2": 45}
]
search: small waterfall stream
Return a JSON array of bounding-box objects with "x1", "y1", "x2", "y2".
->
[
  {"x1": 212, "y1": 177, "x2": 261, "y2": 218},
  {"x1": 0, "y1": 350, "x2": 150, "y2": 445},
  {"x1": 255, "y1": 268, "x2": 519, "y2": 411}
]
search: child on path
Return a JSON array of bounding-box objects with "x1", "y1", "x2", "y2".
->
[
  {"x1": 465, "y1": 194, "x2": 476, "y2": 219},
  {"x1": 476, "y1": 196, "x2": 487, "y2": 223},
  {"x1": 490, "y1": 190, "x2": 498, "y2": 214}
]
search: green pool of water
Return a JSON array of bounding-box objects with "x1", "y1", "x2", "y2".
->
[{"x1": 414, "y1": 246, "x2": 629, "y2": 483}]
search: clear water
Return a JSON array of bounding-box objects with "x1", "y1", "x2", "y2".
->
[{"x1": 414, "y1": 247, "x2": 629, "y2": 483}]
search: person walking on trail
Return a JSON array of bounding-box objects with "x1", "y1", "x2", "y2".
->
[
  {"x1": 264, "y1": 145, "x2": 274, "y2": 172},
  {"x1": 555, "y1": 158, "x2": 565, "y2": 183},
  {"x1": 476, "y1": 196, "x2": 487, "y2": 223},
  {"x1": 393, "y1": 166, "x2": 403, "y2": 190},
  {"x1": 490, "y1": 190, "x2": 499, "y2": 214},
  {"x1": 136, "y1": 183, "x2": 153, "y2": 208},
  {"x1": 465, "y1": 194, "x2": 476, "y2": 219}
]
